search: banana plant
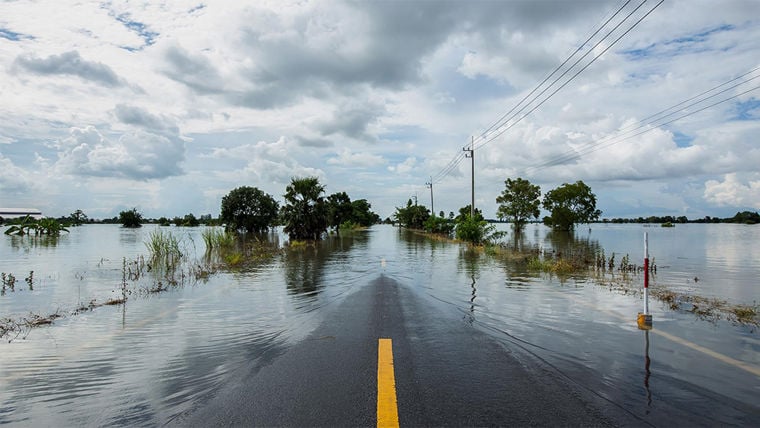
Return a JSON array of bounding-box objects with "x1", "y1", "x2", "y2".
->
[{"x1": 4, "y1": 216, "x2": 38, "y2": 236}]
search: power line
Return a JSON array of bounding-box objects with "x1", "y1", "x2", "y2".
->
[
  {"x1": 474, "y1": 0, "x2": 664, "y2": 151},
  {"x1": 427, "y1": 0, "x2": 661, "y2": 186},
  {"x1": 521, "y1": 86, "x2": 760, "y2": 176},
  {"x1": 476, "y1": 0, "x2": 635, "y2": 140},
  {"x1": 522, "y1": 70, "x2": 760, "y2": 174}
]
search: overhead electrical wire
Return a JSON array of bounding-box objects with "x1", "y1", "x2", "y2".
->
[
  {"x1": 521, "y1": 83, "x2": 760, "y2": 175},
  {"x1": 426, "y1": 0, "x2": 662, "y2": 186},
  {"x1": 473, "y1": 0, "x2": 664, "y2": 151},
  {"x1": 521, "y1": 68, "x2": 760, "y2": 174}
]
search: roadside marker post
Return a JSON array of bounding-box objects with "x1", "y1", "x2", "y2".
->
[{"x1": 638, "y1": 232, "x2": 653, "y2": 330}]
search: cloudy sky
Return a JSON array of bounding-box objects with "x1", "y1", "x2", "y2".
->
[{"x1": 1, "y1": 0, "x2": 759, "y2": 220}]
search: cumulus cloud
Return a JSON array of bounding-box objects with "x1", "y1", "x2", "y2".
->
[
  {"x1": 327, "y1": 149, "x2": 385, "y2": 167},
  {"x1": 704, "y1": 173, "x2": 760, "y2": 209},
  {"x1": 162, "y1": 45, "x2": 225, "y2": 94},
  {"x1": 55, "y1": 126, "x2": 185, "y2": 180},
  {"x1": 0, "y1": 155, "x2": 33, "y2": 194},
  {"x1": 214, "y1": 137, "x2": 325, "y2": 187},
  {"x1": 112, "y1": 104, "x2": 179, "y2": 135},
  {"x1": 388, "y1": 157, "x2": 417, "y2": 175},
  {"x1": 316, "y1": 101, "x2": 385, "y2": 142},
  {"x1": 13, "y1": 51, "x2": 126, "y2": 87}
]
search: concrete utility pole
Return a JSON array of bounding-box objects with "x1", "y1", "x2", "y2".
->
[
  {"x1": 463, "y1": 137, "x2": 474, "y2": 218},
  {"x1": 426, "y1": 177, "x2": 434, "y2": 215}
]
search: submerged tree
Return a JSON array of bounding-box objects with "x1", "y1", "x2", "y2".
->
[
  {"x1": 119, "y1": 208, "x2": 143, "y2": 228},
  {"x1": 394, "y1": 199, "x2": 430, "y2": 229},
  {"x1": 220, "y1": 186, "x2": 279, "y2": 233},
  {"x1": 496, "y1": 177, "x2": 541, "y2": 230},
  {"x1": 281, "y1": 177, "x2": 328, "y2": 241},
  {"x1": 542, "y1": 181, "x2": 601, "y2": 231},
  {"x1": 326, "y1": 191, "x2": 354, "y2": 230}
]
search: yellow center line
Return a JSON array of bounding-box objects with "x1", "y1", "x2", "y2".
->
[{"x1": 377, "y1": 338, "x2": 399, "y2": 428}]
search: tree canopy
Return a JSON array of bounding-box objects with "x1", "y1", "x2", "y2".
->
[
  {"x1": 119, "y1": 208, "x2": 143, "y2": 228},
  {"x1": 281, "y1": 177, "x2": 328, "y2": 240},
  {"x1": 394, "y1": 199, "x2": 430, "y2": 229},
  {"x1": 542, "y1": 181, "x2": 601, "y2": 230},
  {"x1": 220, "y1": 186, "x2": 279, "y2": 233},
  {"x1": 496, "y1": 177, "x2": 541, "y2": 230}
]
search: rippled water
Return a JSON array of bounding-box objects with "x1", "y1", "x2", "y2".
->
[{"x1": 1, "y1": 224, "x2": 758, "y2": 425}]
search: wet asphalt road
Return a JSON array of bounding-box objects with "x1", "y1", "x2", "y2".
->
[{"x1": 183, "y1": 275, "x2": 628, "y2": 426}]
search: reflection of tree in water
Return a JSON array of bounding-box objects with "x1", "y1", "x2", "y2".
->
[
  {"x1": 283, "y1": 233, "x2": 365, "y2": 301},
  {"x1": 543, "y1": 230, "x2": 603, "y2": 266},
  {"x1": 9, "y1": 234, "x2": 61, "y2": 250}
]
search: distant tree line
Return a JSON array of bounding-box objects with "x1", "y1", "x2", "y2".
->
[{"x1": 604, "y1": 211, "x2": 760, "y2": 225}]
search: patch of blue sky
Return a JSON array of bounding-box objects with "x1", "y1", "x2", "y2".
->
[
  {"x1": 620, "y1": 24, "x2": 735, "y2": 60},
  {"x1": 378, "y1": 125, "x2": 425, "y2": 143},
  {"x1": 671, "y1": 130, "x2": 694, "y2": 148},
  {"x1": 0, "y1": 27, "x2": 34, "y2": 41},
  {"x1": 732, "y1": 98, "x2": 760, "y2": 121},
  {"x1": 112, "y1": 13, "x2": 159, "y2": 50}
]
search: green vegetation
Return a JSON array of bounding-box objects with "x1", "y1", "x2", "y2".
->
[
  {"x1": 327, "y1": 192, "x2": 381, "y2": 231},
  {"x1": 69, "y1": 209, "x2": 88, "y2": 226},
  {"x1": 119, "y1": 208, "x2": 143, "y2": 228},
  {"x1": 542, "y1": 180, "x2": 601, "y2": 230},
  {"x1": 4, "y1": 216, "x2": 69, "y2": 236},
  {"x1": 394, "y1": 199, "x2": 430, "y2": 229},
  {"x1": 145, "y1": 229, "x2": 183, "y2": 262},
  {"x1": 281, "y1": 177, "x2": 328, "y2": 241},
  {"x1": 201, "y1": 227, "x2": 236, "y2": 251},
  {"x1": 220, "y1": 186, "x2": 279, "y2": 233},
  {"x1": 496, "y1": 177, "x2": 541, "y2": 230},
  {"x1": 455, "y1": 215, "x2": 495, "y2": 245},
  {"x1": 424, "y1": 214, "x2": 455, "y2": 235}
]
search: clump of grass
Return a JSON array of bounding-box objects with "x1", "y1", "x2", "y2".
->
[
  {"x1": 527, "y1": 257, "x2": 552, "y2": 272},
  {"x1": 202, "y1": 228, "x2": 235, "y2": 251},
  {"x1": 223, "y1": 252, "x2": 243, "y2": 266},
  {"x1": 146, "y1": 229, "x2": 183, "y2": 261}
]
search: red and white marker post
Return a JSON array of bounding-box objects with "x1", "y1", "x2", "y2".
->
[{"x1": 638, "y1": 232, "x2": 653, "y2": 329}]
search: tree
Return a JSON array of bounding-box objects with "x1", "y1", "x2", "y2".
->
[
  {"x1": 69, "y1": 209, "x2": 88, "y2": 226},
  {"x1": 326, "y1": 192, "x2": 354, "y2": 229},
  {"x1": 351, "y1": 199, "x2": 380, "y2": 227},
  {"x1": 394, "y1": 199, "x2": 430, "y2": 229},
  {"x1": 281, "y1": 177, "x2": 328, "y2": 240},
  {"x1": 119, "y1": 208, "x2": 143, "y2": 228},
  {"x1": 182, "y1": 213, "x2": 200, "y2": 227},
  {"x1": 220, "y1": 186, "x2": 279, "y2": 233},
  {"x1": 496, "y1": 177, "x2": 541, "y2": 230},
  {"x1": 542, "y1": 181, "x2": 601, "y2": 230},
  {"x1": 456, "y1": 205, "x2": 483, "y2": 223}
]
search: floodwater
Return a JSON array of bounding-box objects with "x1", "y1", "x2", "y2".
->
[{"x1": 0, "y1": 223, "x2": 758, "y2": 425}]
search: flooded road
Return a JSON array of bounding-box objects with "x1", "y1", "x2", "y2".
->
[{"x1": 1, "y1": 224, "x2": 759, "y2": 425}]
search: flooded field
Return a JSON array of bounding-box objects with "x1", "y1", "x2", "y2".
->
[{"x1": 1, "y1": 223, "x2": 759, "y2": 425}]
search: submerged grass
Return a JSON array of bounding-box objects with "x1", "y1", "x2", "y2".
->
[{"x1": 1, "y1": 229, "x2": 283, "y2": 341}]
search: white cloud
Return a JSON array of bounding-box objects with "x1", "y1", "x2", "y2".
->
[
  {"x1": 704, "y1": 173, "x2": 760, "y2": 209},
  {"x1": 388, "y1": 157, "x2": 418, "y2": 175},
  {"x1": 327, "y1": 149, "x2": 385, "y2": 167},
  {"x1": 55, "y1": 126, "x2": 185, "y2": 180},
  {"x1": 0, "y1": 155, "x2": 34, "y2": 195}
]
